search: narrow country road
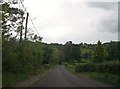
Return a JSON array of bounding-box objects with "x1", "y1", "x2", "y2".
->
[{"x1": 30, "y1": 65, "x2": 113, "y2": 87}]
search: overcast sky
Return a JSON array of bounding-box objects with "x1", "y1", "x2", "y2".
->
[{"x1": 22, "y1": 0, "x2": 119, "y2": 44}]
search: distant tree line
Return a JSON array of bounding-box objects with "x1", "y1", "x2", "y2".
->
[{"x1": 80, "y1": 41, "x2": 120, "y2": 63}]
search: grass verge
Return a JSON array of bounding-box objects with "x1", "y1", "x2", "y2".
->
[
  {"x1": 63, "y1": 62, "x2": 120, "y2": 87},
  {"x1": 3, "y1": 64, "x2": 52, "y2": 87},
  {"x1": 80, "y1": 72, "x2": 120, "y2": 87}
]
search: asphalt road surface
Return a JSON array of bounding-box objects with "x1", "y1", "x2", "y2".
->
[{"x1": 31, "y1": 65, "x2": 113, "y2": 87}]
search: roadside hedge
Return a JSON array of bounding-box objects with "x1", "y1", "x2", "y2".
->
[
  {"x1": 96, "y1": 62, "x2": 120, "y2": 74},
  {"x1": 75, "y1": 61, "x2": 120, "y2": 74},
  {"x1": 75, "y1": 63, "x2": 96, "y2": 72}
]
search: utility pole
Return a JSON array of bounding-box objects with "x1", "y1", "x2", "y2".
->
[{"x1": 25, "y1": 12, "x2": 29, "y2": 40}]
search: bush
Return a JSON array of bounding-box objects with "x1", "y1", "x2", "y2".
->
[
  {"x1": 96, "y1": 62, "x2": 120, "y2": 74},
  {"x1": 42, "y1": 64, "x2": 51, "y2": 70},
  {"x1": 75, "y1": 63, "x2": 96, "y2": 72},
  {"x1": 75, "y1": 61, "x2": 120, "y2": 74},
  {"x1": 63, "y1": 62, "x2": 68, "y2": 66}
]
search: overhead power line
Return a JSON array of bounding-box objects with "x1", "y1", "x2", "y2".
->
[
  {"x1": 19, "y1": 0, "x2": 40, "y2": 36},
  {"x1": 28, "y1": 16, "x2": 40, "y2": 36}
]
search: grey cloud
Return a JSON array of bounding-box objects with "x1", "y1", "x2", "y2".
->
[
  {"x1": 25, "y1": 0, "x2": 118, "y2": 43},
  {"x1": 98, "y1": 16, "x2": 118, "y2": 33},
  {"x1": 87, "y1": 2, "x2": 117, "y2": 10},
  {"x1": 87, "y1": 2, "x2": 118, "y2": 33}
]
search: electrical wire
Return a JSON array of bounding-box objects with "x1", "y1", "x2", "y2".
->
[{"x1": 19, "y1": 0, "x2": 40, "y2": 36}]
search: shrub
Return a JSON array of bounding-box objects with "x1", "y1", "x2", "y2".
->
[
  {"x1": 75, "y1": 61, "x2": 120, "y2": 74},
  {"x1": 42, "y1": 64, "x2": 50, "y2": 70},
  {"x1": 96, "y1": 62, "x2": 120, "y2": 74},
  {"x1": 75, "y1": 63, "x2": 96, "y2": 72}
]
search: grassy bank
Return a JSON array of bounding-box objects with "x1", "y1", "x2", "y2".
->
[
  {"x1": 80, "y1": 72, "x2": 120, "y2": 87},
  {"x1": 63, "y1": 62, "x2": 120, "y2": 87},
  {"x1": 3, "y1": 64, "x2": 52, "y2": 87}
]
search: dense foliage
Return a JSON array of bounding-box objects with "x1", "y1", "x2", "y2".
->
[
  {"x1": 62, "y1": 41, "x2": 81, "y2": 62},
  {"x1": 80, "y1": 41, "x2": 120, "y2": 62},
  {"x1": 1, "y1": 2, "x2": 53, "y2": 87},
  {"x1": 75, "y1": 61, "x2": 120, "y2": 74}
]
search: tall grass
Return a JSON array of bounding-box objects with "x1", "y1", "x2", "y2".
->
[{"x1": 3, "y1": 64, "x2": 52, "y2": 87}]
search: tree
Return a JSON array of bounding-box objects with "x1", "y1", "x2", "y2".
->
[
  {"x1": 107, "y1": 41, "x2": 119, "y2": 61},
  {"x1": 42, "y1": 45, "x2": 53, "y2": 64},
  {"x1": 72, "y1": 44, "x2": 81, "y2": 62},
  {"x1": 1, "y1": 2, "x2": 25, "y2": 72},
  {"x1": 1, "y1": 2, "x2": 25, "y2": 42},
  {"x1": 32, "y1": 35, "x2": 43, "y2": 42},
  {"x1": 93, "y1": 40, "x2": 104, "y2": 62},
  {"x1": 63, "y1": 41, "x2": 73, "y2": 62},
  {"x1": 63, "y1": 41, "x2": 81, "y2": 62}
]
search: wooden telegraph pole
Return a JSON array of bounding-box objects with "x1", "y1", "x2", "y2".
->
[{"x1": 25, "y1": 12, "x2": 29, "y2": 40}]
